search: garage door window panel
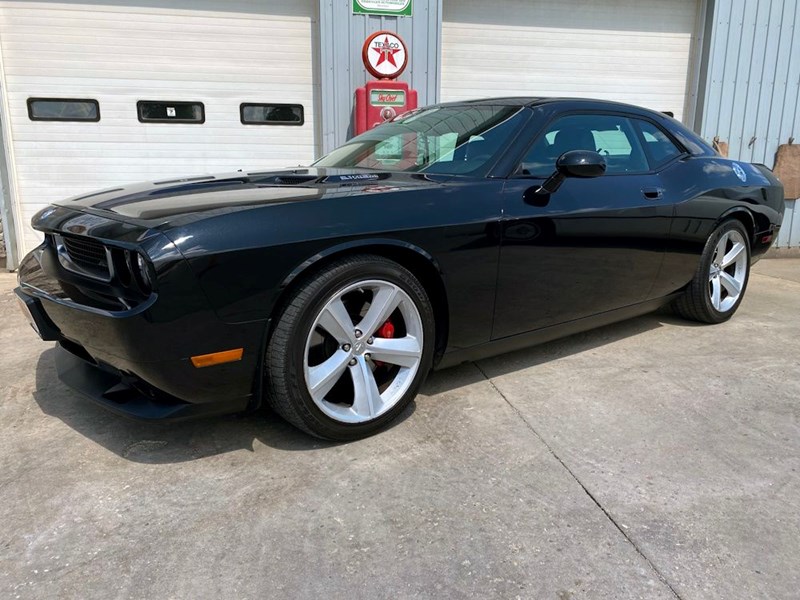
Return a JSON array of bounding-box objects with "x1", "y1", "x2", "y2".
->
[
  {"x1": 241, "y1": 103, "x2": 304, "y2": 125},
  {"x1": 27, "y1": 98, "x2": 100, "y2": 122},
  {"x1": 519, "y1": 114, "x2": 649, "y2": 177},
  {"x1": 137, "y1": 101, "x2": 204, "y2": 124}
]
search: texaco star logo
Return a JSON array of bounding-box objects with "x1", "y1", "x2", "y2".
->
[
  {"x1": 373, "y1": 36, "x2": 401, "y2": 67},
  {"x1": 362, "y1": 31, "x2": 408, "y2": 80}
]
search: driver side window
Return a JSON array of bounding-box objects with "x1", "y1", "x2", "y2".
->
[{"x1": 520, "y1": 114, "x2": 649, "y2": 177}]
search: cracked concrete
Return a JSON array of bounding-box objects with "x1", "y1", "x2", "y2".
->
[{"x1": 1, "y1": 260, "x2": 798, "y2": 599}]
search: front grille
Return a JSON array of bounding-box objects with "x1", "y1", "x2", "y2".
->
[
  {"x1": 46, "y1": 233, "x2": 152, "y2": 311},
  {"x1": 62, "y1": 235, "x2": 108, "y2": 270}
]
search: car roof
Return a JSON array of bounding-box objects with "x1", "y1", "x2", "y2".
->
[
  {"x1": 430, "y1": 96, "x2": 717, "y2": 157},
  {"x1": 439, "y1": 96, "x2": 668, "y2": 115}
]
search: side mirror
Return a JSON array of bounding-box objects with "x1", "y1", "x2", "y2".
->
[
  {"x1": 556, "y1": 150, "x2": 607, "y2": 178},
  {"x1": 536, "y1": 150, "x2": 607, "y2": 195}
]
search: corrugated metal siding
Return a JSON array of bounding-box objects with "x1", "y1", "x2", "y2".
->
[
  {"x1": 775, "y1": 199, "x2": 799, "y2": 247},
  {"x1": 318, "y1": 0, "x2": 441, "y2": 153},
  {"x1": 700, "y1": 0, "x2": 799, "y2": 168},
  {"x1": 0, "y1": 0, "x2": 320, "y2": 256},
  {"x1": 699, "y1": 0, "x2": 800, "y2": 246}
]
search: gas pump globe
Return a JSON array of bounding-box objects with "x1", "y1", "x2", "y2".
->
[{"x1": 355, "y1": 30, "x2": 418, "y2": 135}]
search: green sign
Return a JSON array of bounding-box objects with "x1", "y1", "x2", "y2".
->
[
  {"x1": 353, "y1": 0, "x2": 412, "y2": 17},
  {"x1": 370, "y1": 89, "x2": 406, "y2": 106}
]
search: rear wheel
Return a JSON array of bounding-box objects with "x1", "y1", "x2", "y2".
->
[
  {"x1": 265, "y1": 255, "x2": 435, "y2": 440},
  {"x1": 673, "y1": 220, "x2": 751, "y2": 323}
]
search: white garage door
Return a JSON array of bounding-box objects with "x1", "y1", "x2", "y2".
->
[
  {"x1": 0, "y1": 0, "x2": 318, "y2": 255},
  {"x1": 442, "y1": 0, "x2": 699, "y2": 121}
]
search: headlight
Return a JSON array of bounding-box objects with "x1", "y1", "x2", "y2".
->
[
  {"x1": 121, "y1": 249, "x2": 152, "y2": 294},
  {"x1": 133, "y1": 251, "x2": 152, "y2": 293}
]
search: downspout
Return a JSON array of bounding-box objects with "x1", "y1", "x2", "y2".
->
[
  {"x1": 691, "y1": 0, "x2": 717, "y2": 133},
  {"x1": 0, "y1": 29, "x2": 21, "y2": 270}
]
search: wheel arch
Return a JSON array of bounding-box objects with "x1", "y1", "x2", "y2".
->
[
  {"x1": 272, "y1": 239, "x2": 450, "y2": 365},
  {"x1": 716, "y1": 207, "x2": 756, "y2": 245}
]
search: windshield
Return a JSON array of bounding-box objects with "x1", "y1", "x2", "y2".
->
[{"x1": 313, "y1": 105, "x2": 528, "y2": 175}]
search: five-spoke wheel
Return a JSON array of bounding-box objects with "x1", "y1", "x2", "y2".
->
[
  {"x1": 675, "y1": 219, "x2": 751, "y2": 324},
  {"x1": 266, "y1": 255, "x2": 434, "y2": 440},
  {"x1": 707, "y1": 228, "x2": 748, "y2": 312},
  {"x1": 304, "y1": 280, "x2": 424, "y2": 423}
]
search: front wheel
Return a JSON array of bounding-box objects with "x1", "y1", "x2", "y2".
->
[
  {"x1": 265, "y1": 255, "x2": 435, "y2": 440},
  {"x1": 673, "y1": 220, "x2": 751, "y2": 324}
]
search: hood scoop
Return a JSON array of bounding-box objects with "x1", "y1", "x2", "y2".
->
[
  {"x1": 247, "y1": 170, "x2": 320, "y2": 186},
  {"x1": 249, "y1": 172, "x2": 392, "y2": 186},
  {"x1": 271, "y1": 175, "x2": 320, "y2": 185},
  {"x1": 318, "y1": 173, "x2": 391, "y2": 185}
]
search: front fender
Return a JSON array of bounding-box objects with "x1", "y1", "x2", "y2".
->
[{"x1": 279, "y1": 237, "x2": 442, "y2": 289}]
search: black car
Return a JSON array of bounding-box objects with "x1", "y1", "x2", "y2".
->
[{"x1": 16, "y1": 98, "x2": 785, "y2": 440}]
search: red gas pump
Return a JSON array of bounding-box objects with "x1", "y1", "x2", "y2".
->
[{"x1": 354, "y1": 31, "x2": 418, "y2": 135}]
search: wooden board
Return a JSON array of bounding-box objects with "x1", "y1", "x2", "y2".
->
[{"x1": 773, "y1": 144, "x2": 800, "y2": 200}]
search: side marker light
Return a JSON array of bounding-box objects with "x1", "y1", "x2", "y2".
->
[{"x1": 191, "y1": 348, "x2": 244, "y2": 368}]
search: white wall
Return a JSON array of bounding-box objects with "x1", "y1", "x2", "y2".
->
[
  {"x1": 441, "y1": 0, "x2": 699, "y2": 123},
  {"x1": 0, "y1": 0, "x2": 319, "y2": 257}
]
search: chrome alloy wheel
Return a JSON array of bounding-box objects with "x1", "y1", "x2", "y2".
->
[
  {"x1": 708, "y1": 229, "x2": 748, "y2": 312},
  {"x1": 303, "y1": 279, "x2": 424, "y2": 424}
]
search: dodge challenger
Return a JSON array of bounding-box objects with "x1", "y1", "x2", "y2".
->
[{"x1": 15, "y1": 98, "x2": 785, "y2": 440}]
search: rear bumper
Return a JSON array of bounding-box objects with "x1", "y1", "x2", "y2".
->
[{"x1": 751, "y1": 224, "x2": 781, "y2": 262}]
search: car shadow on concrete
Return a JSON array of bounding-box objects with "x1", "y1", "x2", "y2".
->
[
  {"x1": 428, "y1": 309, "x2": 700, "y2": 389},
  {"x1": 32, "y1": 347, "x2": 417, "y2": 463},
  {"x1": 31, "y1": 310, "x2": 698, "y2": 464}
]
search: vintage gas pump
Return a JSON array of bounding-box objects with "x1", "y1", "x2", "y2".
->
[{"x1": 354, "y1": 31, "x2": 418, "y2": 135}]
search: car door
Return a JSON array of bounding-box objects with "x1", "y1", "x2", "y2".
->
[{"x1": 492, "y1": 112, "x2": 674, "y2": 339}]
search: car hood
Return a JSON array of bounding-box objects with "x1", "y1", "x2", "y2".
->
[{"x1": 53, "y1": 167, "x2": 447, "y2": 223}]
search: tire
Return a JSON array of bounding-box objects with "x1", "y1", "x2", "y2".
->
[
  {"x1": 265, "y1": 254, "x2": 435, "y2": 440},
  {"x1": 673, "y1": 220, "x2": 751, "y2": 324}
]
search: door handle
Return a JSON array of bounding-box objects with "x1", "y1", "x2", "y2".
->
[{"x1": 642, "y1": 187, "x2": 664, "y2": 200}]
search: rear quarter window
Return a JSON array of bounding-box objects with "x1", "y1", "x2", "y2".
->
[{"x1": 636, "y1": 120, "x2": 683, "y2": 168}]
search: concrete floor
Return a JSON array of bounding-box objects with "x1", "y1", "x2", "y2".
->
[{"x1": 1, "y1": 260, "x2": 798, "y2": 600}]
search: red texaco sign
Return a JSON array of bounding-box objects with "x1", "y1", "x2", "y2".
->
[{"x1": 362, "y1": 30, "x2": 408, "y2": 80}]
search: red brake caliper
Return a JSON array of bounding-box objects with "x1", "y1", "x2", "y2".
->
[{"x1": 373, "y1": 320, "x2": 395, "y2": 367}]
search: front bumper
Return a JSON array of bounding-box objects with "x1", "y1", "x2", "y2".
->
[
  {"x1": 54, "y1": 343, "x2": 249, "y2": 420},
  {"x1": 16, "y1": 238, "x2": 266, "y2": 420}
]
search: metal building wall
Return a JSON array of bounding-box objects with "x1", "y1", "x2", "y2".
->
[
  {"x1": 318, "y1": 0, "x2": 441, "y2": 154},
  {"x1": 699, "y1": 0, "x2": 799, "y2": 166},
  {"x1": 697, "y1": 0, "x2": 800, "y2": 247}
]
